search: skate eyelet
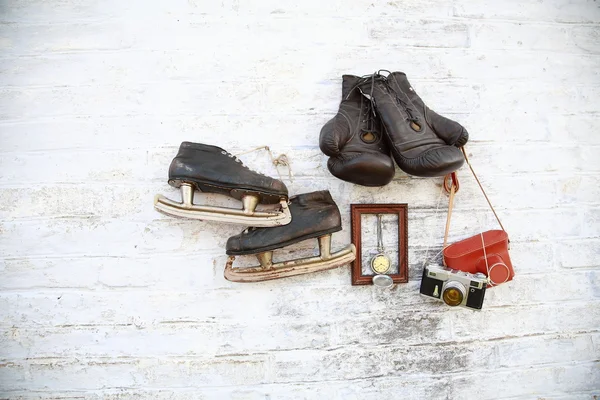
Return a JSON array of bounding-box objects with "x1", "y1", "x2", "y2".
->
[{"x1": 360, "y1": 132, "x2": 378, "y2": 144}]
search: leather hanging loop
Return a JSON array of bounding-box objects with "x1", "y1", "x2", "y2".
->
[{"x1": 443, "y1": 172, "x2": 460, "y2": 194}]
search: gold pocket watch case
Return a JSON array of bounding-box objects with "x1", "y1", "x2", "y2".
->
[{"x1": 371, "y1": 253, "x2": 391, "y2": 274}]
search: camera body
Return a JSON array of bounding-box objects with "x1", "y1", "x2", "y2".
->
[{"x1": 420, "y1": 264, "x2": 487, "y2": 310}]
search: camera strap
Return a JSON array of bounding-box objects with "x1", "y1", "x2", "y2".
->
[
  {"x1": 420, "y1": 182, "x2": 446, "y2": 268},
  {"x1": 442, "y1": 147, "x2": 506, "y2": 279}
]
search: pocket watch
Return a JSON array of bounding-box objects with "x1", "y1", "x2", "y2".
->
[{"x1": 370, "y1": 214, "x2": 393, "y2": 287}]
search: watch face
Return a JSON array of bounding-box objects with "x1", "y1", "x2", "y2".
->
[{"x1": 371, "y1": 254, "x2": 391, "y2": 274}]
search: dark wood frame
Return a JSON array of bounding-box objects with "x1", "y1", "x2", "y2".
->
[{"x1": 350, "y1": 203, "x2": 408, "y2": 285}]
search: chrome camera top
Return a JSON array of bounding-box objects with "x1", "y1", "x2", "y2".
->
[{"x1": 420, "y1": 264, "x2": 488, "y2": 310}]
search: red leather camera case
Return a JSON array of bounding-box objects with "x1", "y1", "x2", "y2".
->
[{"x1": 443, "y1": 229, "x2": 514, "y2": 286}]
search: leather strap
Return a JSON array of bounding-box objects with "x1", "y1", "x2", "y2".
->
[
  {"x1": 461, "y1": 147, "x2": 505, "y2": 231},
  {"x1": 443, "y1": 179, "x2": 456, "y2": 251},
  {"x1": 443, "y1": 147, "x2": 506, "y2": 252}
]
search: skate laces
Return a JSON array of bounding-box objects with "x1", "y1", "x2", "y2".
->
[
  {"x1": 221, "y1": 150, "x2": 263, "y2": 174},
  {"x1": 363, "y1": 98, "x2": 377, "y2": 133}
]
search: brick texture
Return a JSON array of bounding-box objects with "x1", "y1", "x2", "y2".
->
[{"x1": 1, "y1": 0, "x2": 599, "y2": 399}]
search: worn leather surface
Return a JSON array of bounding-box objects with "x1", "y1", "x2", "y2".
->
[
  {"x1": 319, "y1": 75, "x2": 396, "y2": 186},
  {"x1": 443, "y1": 230, "x2": 515, "y2": 286},
  {"x1": 358, "y1": 72, "x2": 468, "y2": 177},
  {"x1": 226, "y1": 190, "x2": 342, "y2": 255},
  {"x1": 168, "y1": 142, "x2": 288, "y2": 201}
]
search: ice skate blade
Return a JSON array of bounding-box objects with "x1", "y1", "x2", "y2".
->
[
  {"x1": 224, "y1": 236, "x2": 356, "y2": 282},
  {"x1": 154, "y1": 195, "x2": 291, "y2": 227}
]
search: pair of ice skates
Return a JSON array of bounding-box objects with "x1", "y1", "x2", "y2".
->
[{"x1": 154, "y1": 142, "x2": 356, "y2": 282}]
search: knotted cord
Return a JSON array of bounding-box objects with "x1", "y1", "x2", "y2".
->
[{"x1": 235, "y1": 145, "x2": 294, "y2": 183}]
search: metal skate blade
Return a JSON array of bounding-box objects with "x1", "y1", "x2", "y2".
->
[
  {"x1": 224, "y1": 244, "x2": 356, "y2": 282},
  {"x1": 154, "y1": 195, "x2": 291, "y2": 227}
]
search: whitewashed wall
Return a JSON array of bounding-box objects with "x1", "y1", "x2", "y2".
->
[{"x1": 1, "y1": 0, "x2": 599, "y2": 398}]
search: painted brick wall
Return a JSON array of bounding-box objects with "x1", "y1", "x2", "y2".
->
[{"x1": 1, "y1": 0, "x2": 599, "y2": 398}]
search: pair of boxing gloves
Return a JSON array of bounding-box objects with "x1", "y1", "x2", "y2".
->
[{"x1": 319, "y1": 72, "x2": 469, "y2": 186}]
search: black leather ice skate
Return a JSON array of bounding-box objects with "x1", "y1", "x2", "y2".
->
[
  {"x1": 224, "y1": 190, "x2": 356, "y2": 282},
  {"x1": 154, "y1": 142, "x2": 292, "y2": 226}
]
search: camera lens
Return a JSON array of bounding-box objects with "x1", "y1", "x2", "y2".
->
[{"x1": 442, "y1": 282, "x2": 466, "y2": 307}]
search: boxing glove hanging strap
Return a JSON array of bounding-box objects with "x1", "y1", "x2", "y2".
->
[{"x1": 443, "y1": 146, "x2": 506, "y2": 250}]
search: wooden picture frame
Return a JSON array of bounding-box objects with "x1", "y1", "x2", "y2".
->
[{"x1": 350, "y1": 203, "x2": 408, "y2": 285}]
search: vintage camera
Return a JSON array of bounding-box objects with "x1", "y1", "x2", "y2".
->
[{"x1": 420, "y1": 264, "x2": 487, "y2": 310}]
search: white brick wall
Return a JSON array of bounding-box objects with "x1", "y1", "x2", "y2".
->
[{"x1": 1, "y1": 0, "x2": 599, "y2": 398}]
